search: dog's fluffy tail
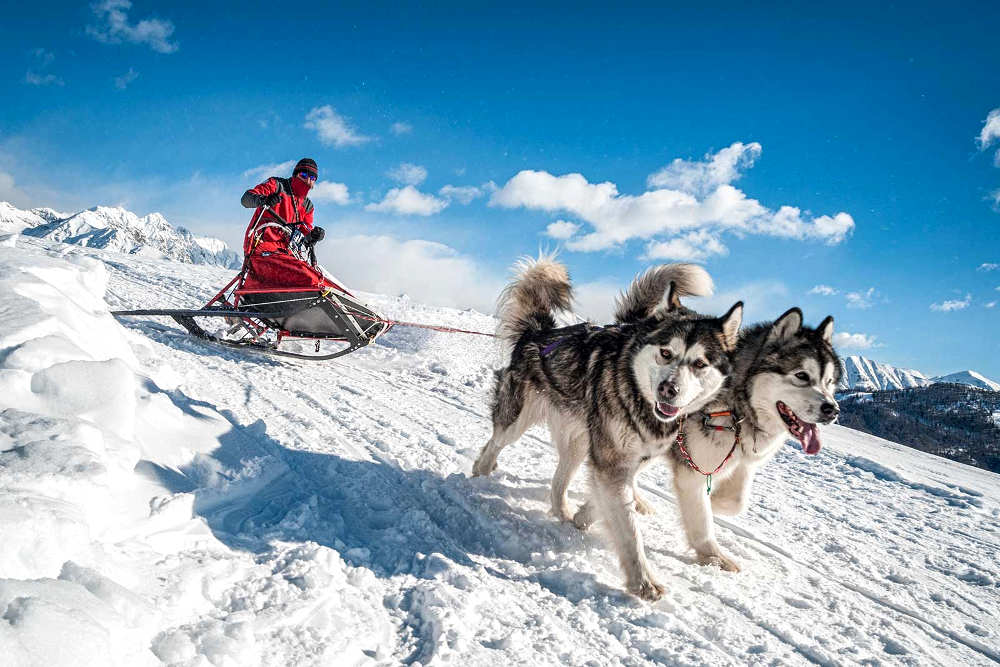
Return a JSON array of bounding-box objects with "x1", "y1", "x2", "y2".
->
[
  {"x1": 614, "y1": 263, "x2": 713, "y2": 323},
  {"x1": 496, "y1": 254, "x2": 572, "y2": 344}
]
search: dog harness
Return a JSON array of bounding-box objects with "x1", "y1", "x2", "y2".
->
[{"x1": 675, "y1": 411, "x2": 741, "y2": 495}]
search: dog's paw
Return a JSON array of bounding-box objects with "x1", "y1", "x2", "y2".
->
[
  {"x1": 628, "y1": 575, "x2": 666, "y2": 601},
  {"x1": 470, "y1": 457, "x2": 497, "y2": 477},
  {"x1": 697, "y1": 552, "x2": 741, "y2": 573},
  {"x1": 572, "y1": 502, "x2": 597, "y2": 531},
  {"x1": 633, "y1": 493, "x2": 656, "y2": 516}
]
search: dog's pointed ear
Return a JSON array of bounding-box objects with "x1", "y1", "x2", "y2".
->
[
  {"x1": 719, "y1": 301, "x2": 743, "y2": 351},
  {"x1": 652, "y1": 281, "x2": 681, "y2": 318},
  {"x1": 767, "y1": 307, "x2": 803, "y2": 344},
  {"x1": 818, "y1": 315, "x2": 834, "y2": 345}
]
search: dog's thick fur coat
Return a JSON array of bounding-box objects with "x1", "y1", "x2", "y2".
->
[{"x1": 473, "y1": 257, "x2": 742, "y2": 599}]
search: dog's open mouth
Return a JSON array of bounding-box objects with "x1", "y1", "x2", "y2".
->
[
  {"x1": 776, "y1": 401, "x2": 821, "y2": 455},
  {"x1": 655, "y1": 402, "x2": 680, "y2": 420}
]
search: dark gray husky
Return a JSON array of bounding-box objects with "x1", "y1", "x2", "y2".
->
[{"x1": 472, "y1": 256, "x2": 742, "y2": 600}]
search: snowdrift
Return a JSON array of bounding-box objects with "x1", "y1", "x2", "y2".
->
[{"x1": 0, "y1": 234, "x2": 998, "y2": 666}]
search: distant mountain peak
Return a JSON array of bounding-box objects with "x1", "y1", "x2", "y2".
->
[
  {"x1": 839, "y1": 355, "x2": 999, "y2": 393},
  {"x1": 2, "y1": 200, "x2": 241, "y2": 270}
]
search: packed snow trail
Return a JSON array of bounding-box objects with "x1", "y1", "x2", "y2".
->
[{"x1": 1, "y1": 236, "x2": 998, "y2": 666}]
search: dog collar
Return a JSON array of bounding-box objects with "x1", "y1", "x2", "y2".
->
[{"x1": 675, "y1": 414, "x2": 740, "y2": 495}]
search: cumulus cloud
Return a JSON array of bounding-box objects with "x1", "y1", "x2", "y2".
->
[
  {"x1": 0, "y1": 170, "x2": 32, "y2": 208},
  {"x1": 310, "y1": 181, "x2": 351, "y2": 205},
  {"x1": 846, "y1": 287, "x2": 877, "y2": 309},
  {"x1": 646, "y1": 141, "x2": 761, "y2": 195},
  {"x1": 387, "y1": 163, "x2": 427, "y2": 186},
  {"x1": 113, "y1": 67, "x2": 139, "y2": 90},
  {"x1": 833, "y1": 331, "x2": 879, "y2": 350},
  {"x1": 318, "y1": 235, "x2": 503, "y2": 312},
  {"x1": 490, "y1": 142, "x2": 854, "y2": 256},
  {"x1": 809, "y1": 284, "x2": 838, "y2": 296},
  {"x1": 642, "y1": 230, "x2": 728, "y2": 262},
  {"x1": 25, "y1": 49, "x2": 63, "y2": 86},
  {"x1": 986, "y1": 301, "x2": 997, "y2": 309},
  {"x1": 545, "y1": 220, "x2": 580, "y2": 240},
  {"x1": 978, "y1": 262, "x2": 999, "y2": 271},
  {"x1": 241, "y1": 160, "x2": 297, "y2": 183},
  {"x1": 365, "y1": 186, "x2": 448, "y2": 216},
  {"x1": 87, "y1": 0, "x2": 178, "y2": 53},
  {"x1": 304, "y1": 106, "x2": 370, "y2": 147},
  {"x1": 930, "y1": 294, "x2": 971, "y2": 312},
  {"x1": 439, "y1": 184, "x2": 486, "y2": 205},
  {"x1": 390, "y1": 122, "x2": 413, "y2": 135}
]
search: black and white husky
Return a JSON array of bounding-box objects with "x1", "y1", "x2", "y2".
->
[
  {"x1": 472, "y1": 256, "x2": 742, "y2": 600},
  {"x1": 659, "y1": 306, "x2": 843, "y2": 574}
]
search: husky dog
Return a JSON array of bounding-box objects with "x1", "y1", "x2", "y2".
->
[
  {"x1": 660, "y1": 306, "x2": 842, "y2": 574},
  {"x1": 472, "y1": 257, "x2": 743, "y2": 600}
]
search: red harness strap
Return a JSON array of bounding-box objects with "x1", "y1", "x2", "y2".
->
[{"x1": 675, "y1": 413, "x2": 740, "y2": 495}]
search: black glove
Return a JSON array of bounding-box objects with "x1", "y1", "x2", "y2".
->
[
  {"x1": 261, "y1": 192, "x2": 282, "y2": 209},
  {"x1": 309, "y1": 226, "x2": 325, "y2": 244}
]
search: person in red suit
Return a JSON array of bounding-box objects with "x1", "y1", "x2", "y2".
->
[{"x1": 240, "y1": 158, "x2": 328, "y2": 289}]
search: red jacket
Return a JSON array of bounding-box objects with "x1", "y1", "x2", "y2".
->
[{"x1": 241, "y1": 177, "x2": 314, "y2": 255}]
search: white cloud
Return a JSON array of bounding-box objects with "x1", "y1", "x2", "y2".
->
[
  {"x1": 930, "y1": 294, "x2": 971, "y2": 312},
  {"x1": 809, "y1": 284, "x2": 838, "y2": 296},
  {"x1": 25, "y1": 49, "x2": 63, "y2": 86},
  {"x1": 365, "y1": 186, "x2": 448, "y2": 216},
  {"x1": 978, "y1": 108, "x2": 1000, "y2": 153},
  {"x1": 390, "y1": 122, "x2": 413, "y2": 135},
  {"x1": 986, "y1": 301, "x2": 997, "y2": 309},
  {"x1": 304, "y1": 106, "x2": 370, "y2": 147},
  {"x1": 646, "y1": 141, "x2": 761, "y2": 195},
  {"x1": 113, "y1": 67, "x2": 139, "y2": 90},
  {"x1": 387, "y1": 163, "x2": 427, "y2": 186},
  {"x1": 833, "y1": 331, "x2": 879, "y2": 350},
  {"x1": 978, "y1": 262, "x2": 999, "y2": 271},
  {"x1": 846, "y1": 287, "x2": 877, "y2": 309},
  {"x1": 490, "y1": 143, "x2": 854, "y2": 256},
  {"x1": 241, "y1": 160, "x2": 296, "y2": 183},
  {"x1": 317, "y1": 235, "x2": 503, "y2": 313},
  {"x1": 641, "y1": 230, "x2": 728, "y2": 262},
  {"x1": 87, "y1": 0, "x2": 178, "y2": 54},
  {"x1": 0, "y1": 171, "x2": 32, "y2": 208},
  {"x1": 439, "y1": 184, "x2": 485, "y2": 205},
  {"x1": 545, "y1": 220, "x2": 580, "y2": 240},
  {"x1": 310, "y1": 181, "x2": 351, "y2": 205}
]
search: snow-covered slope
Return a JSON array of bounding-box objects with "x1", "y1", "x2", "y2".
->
[
  {"x1": 1, "y1": 236, "x2": 998, "y2": 666},
  {"x1": 931, "y1": 370, "x2": 1000, "y2": 392},
  {"x1": 839, "y1": 355, "x2": 933, "y2": 392},
  {"x1": 4, "y1": 201, "x2": 241, "y2": 269}
]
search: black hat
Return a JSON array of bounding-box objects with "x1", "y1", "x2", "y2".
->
[{"x1": 294, "y1": 158, "x2": 318, "y2": 178}]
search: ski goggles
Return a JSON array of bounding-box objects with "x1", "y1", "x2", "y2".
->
[{"x1": 297, "y1": 171, "x2": 318, "y2": 182}]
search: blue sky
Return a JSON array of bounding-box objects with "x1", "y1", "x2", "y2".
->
[{"x1": 4, "y1": 1, "x2": 1000, "y2": 378}]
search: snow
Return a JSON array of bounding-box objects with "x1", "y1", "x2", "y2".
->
[
  {"x1": 839, "y1": 355, "x2": 933, "y2": 392},
  {"x1": 1, "y1": 201, "x2": 241, "y2": 270},
  {"x1": 1, "y1": 235, "x2": 999, "y2": 666},
  {"x1": 932, "y1": 370, "x2": 1000, "y2": 392}
]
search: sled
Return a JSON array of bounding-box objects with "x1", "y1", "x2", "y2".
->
[{"x1": 112, "y1": 208, "x2": 391, "y2": 361}]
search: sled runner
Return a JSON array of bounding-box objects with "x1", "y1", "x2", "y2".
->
[{"x1": 113, "y1": 207, "x2": 391, "y2": 360}]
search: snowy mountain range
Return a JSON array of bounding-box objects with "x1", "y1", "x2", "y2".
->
[
  {"x1": 838, "y1": 355, "x2": 998, "y2": 393},
  {"x1": 0, "y1": 201, "x2": 241, "y2": 269}
]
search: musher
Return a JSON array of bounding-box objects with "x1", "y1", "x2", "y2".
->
[{"x1": 240, "y1": 158, "x2": 328, "y2": 290}]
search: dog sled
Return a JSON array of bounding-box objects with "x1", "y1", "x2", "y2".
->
[{"x1": 112, "y1": 208, "x2": 391, "y2": 361}]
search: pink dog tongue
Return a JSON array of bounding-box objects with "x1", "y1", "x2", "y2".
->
[{"x1": 801, "y1": 423, "x2": 821, "y2": 455}]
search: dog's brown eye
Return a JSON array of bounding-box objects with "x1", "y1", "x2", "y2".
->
[
  {"x1": 795, "y1": 371, "x2": 810, "y2": 383},
  {"x1": 660, "y1": 349, "x2": 673, "y2": 361},
  {"x1": 693, "y1": 359, "x2": 708, "y2": 369}
]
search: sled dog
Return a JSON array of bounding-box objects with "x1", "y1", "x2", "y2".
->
[
  {"x1": 472, "y1": 256, "x2": 742, "y2": 600},
  {"x1": 640, "y1": 304, "x2": 842, "y2": 575}
]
